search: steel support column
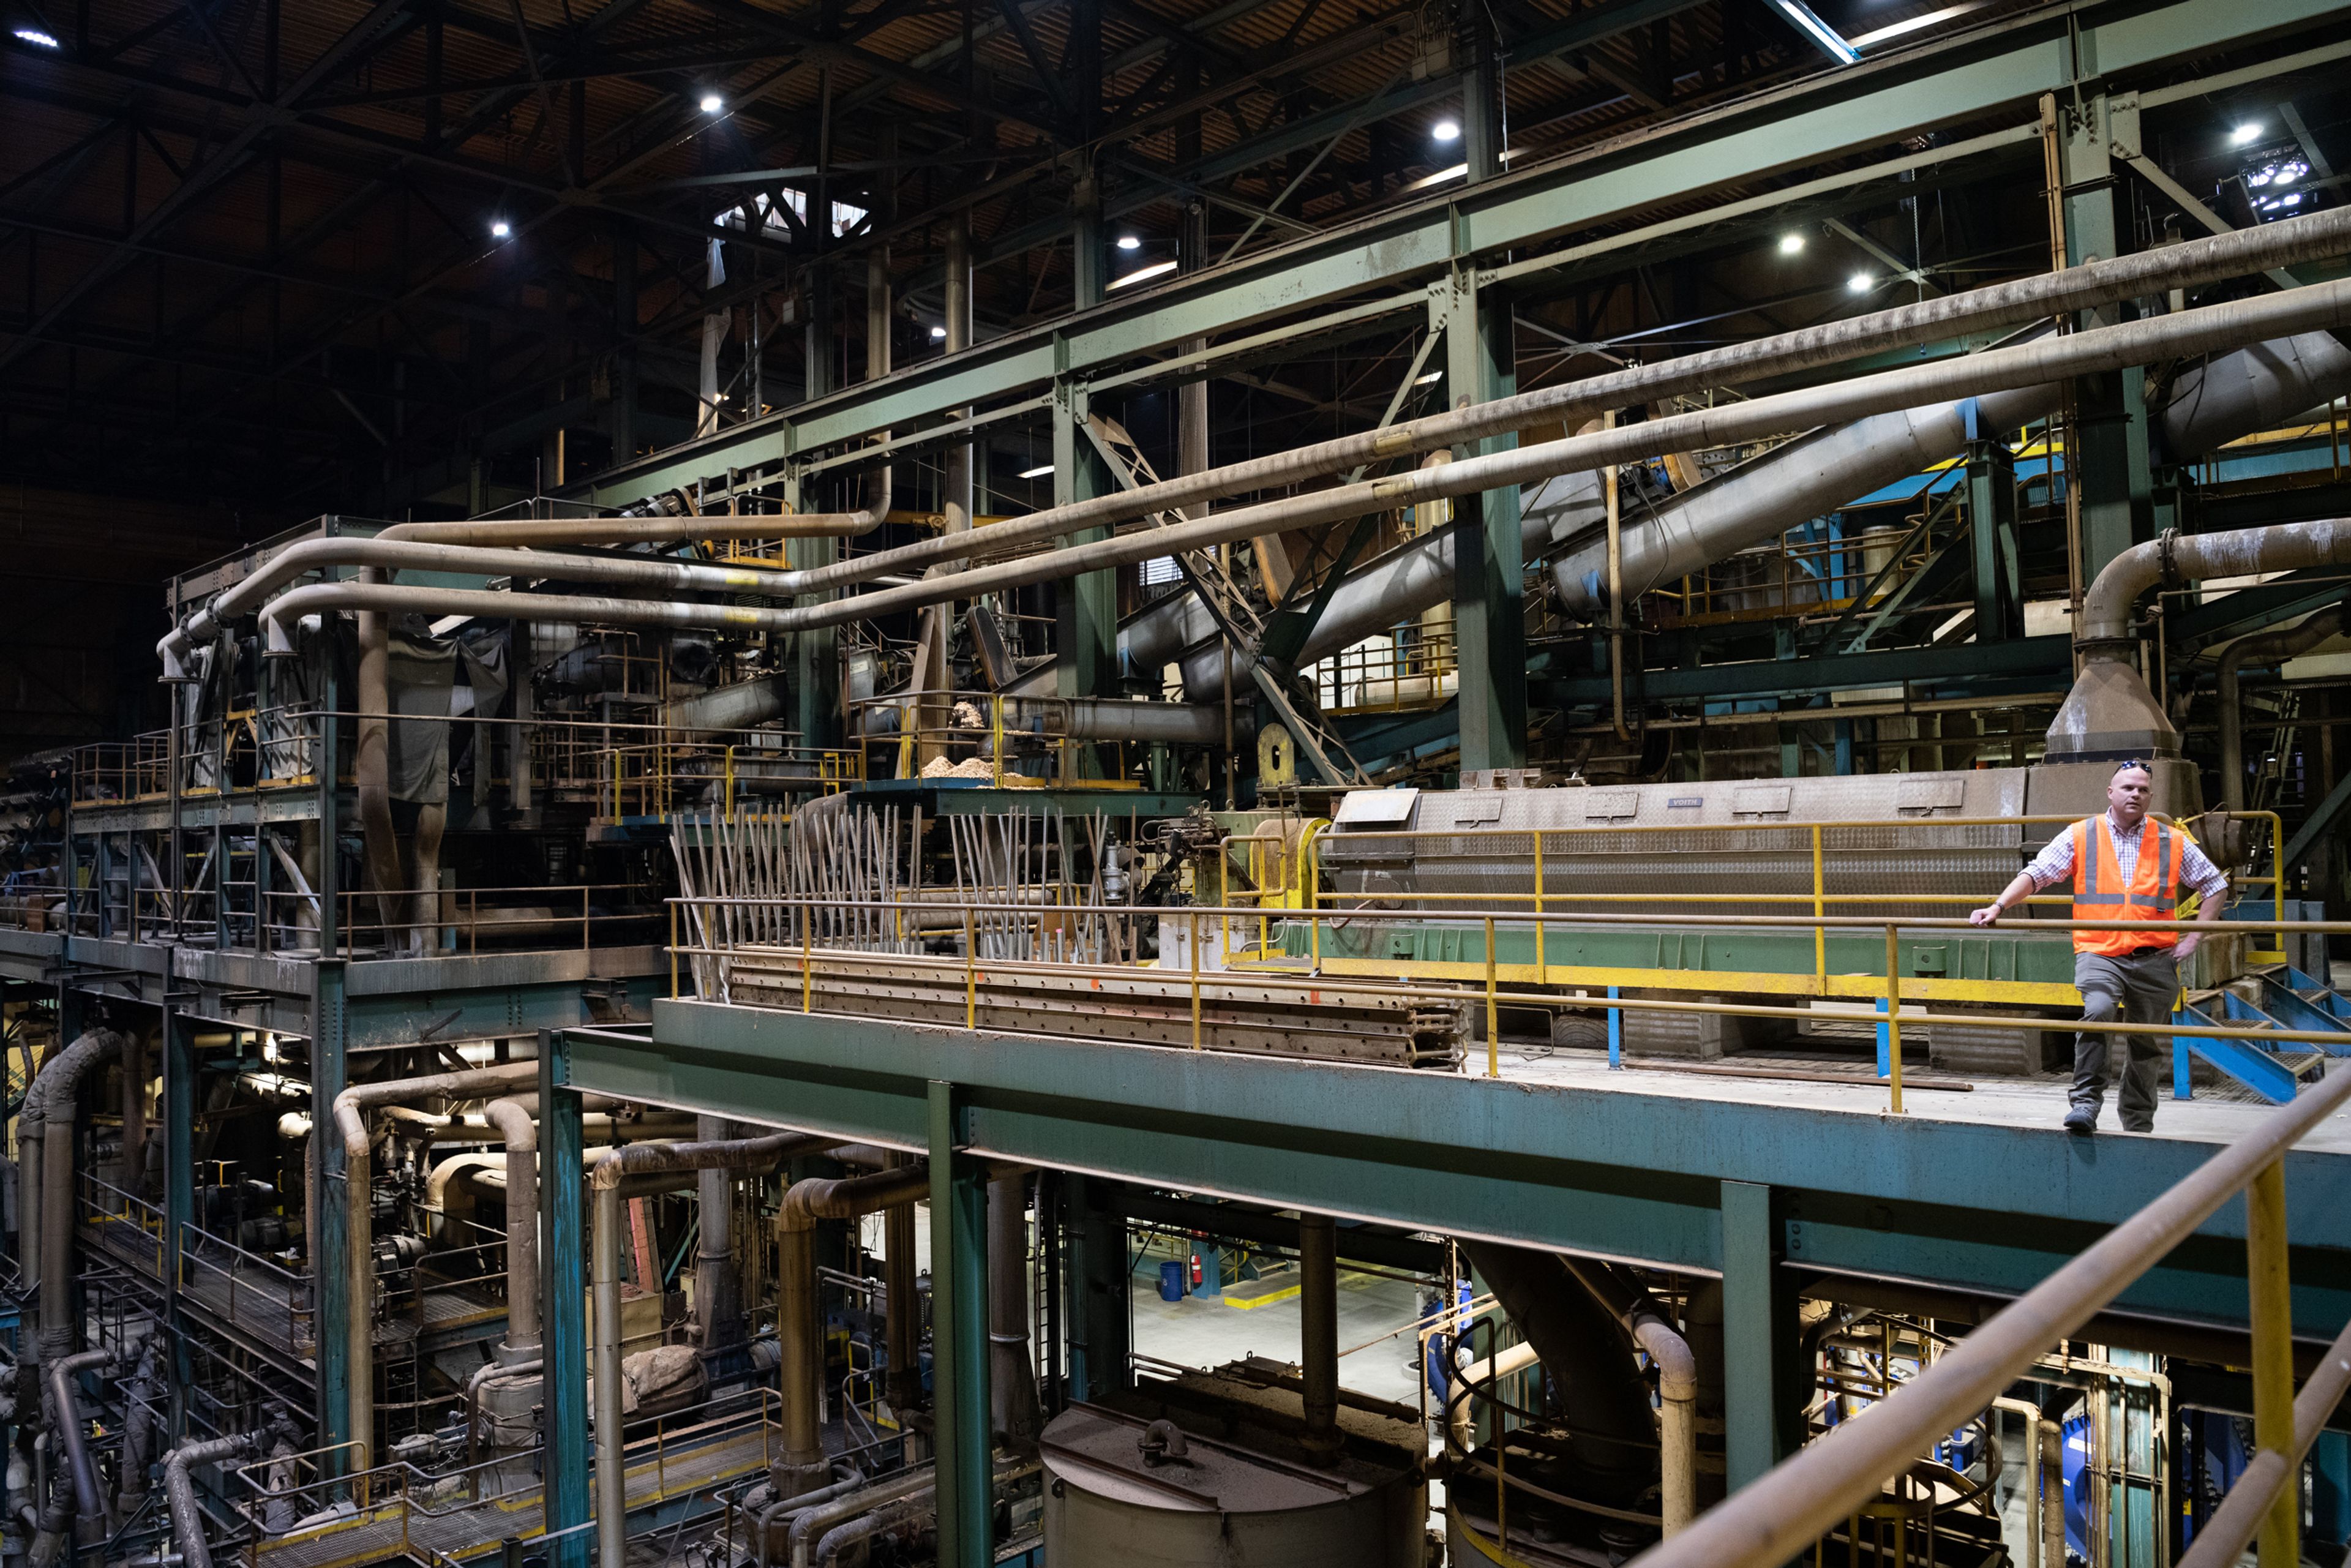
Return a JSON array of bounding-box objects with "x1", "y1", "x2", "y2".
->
[
  {"x1": 1443, "y1": 269, "x2": 1526, "y2": 771},
  {"x1": 1721, "y1": 1179, "x2": 1803, "y2": 1491},
  {"x1": 309, "y1": 958, "x2": 350, "y2": 1468},
  {"x1": 2055, "y1": 91, "x2": 2154, "y2": 583},
  {"x1": 162, "y1": 1007, "x2": 199, "y2": 1428},
  {"x1": 1968, "y1": 435, "x2": 2022, "y2": 640},
  {"x1": 929, "y1": 1080, "x2": 993, "y2": 1568},
  {"x1": 542, "y1": 1029, "x2": 591, "y2": 1568}
]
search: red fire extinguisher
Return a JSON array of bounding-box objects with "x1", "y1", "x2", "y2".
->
[{"x1": 1190, "y1": 1251, "x2": 1203, "y2": 1288}]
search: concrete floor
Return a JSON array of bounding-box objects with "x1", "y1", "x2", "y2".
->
[{"x1": 1128, "y1": 1261, "x2": 1432, "y2": 1409}]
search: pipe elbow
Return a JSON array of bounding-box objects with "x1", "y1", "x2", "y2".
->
[
  {"x1": 2074, "y1": 535, "x2": 2170, "y2": 648},
  {"x1": 1632, "y1": 1316, "x2": 1698, "y2": 1401},
  {"x1": 483, "y1": 1099, "x2": 538, "y2": 1153},
  {"x1": 332, "y1": 1096, "x2": 371, "y2": 1162}
]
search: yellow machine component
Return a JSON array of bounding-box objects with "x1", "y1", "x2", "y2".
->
[{"x1": 1257, "y1": 722, "x2": 1297, "y2": 787}]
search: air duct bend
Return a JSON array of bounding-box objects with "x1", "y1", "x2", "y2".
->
[
  {"x1": 2218, "y1": 607, "x2": 2345, "y2": 812},
  {"x1": 2054, "y1": 522, "x2": 2351, "y2": 763},
  {"x1": 23, "y1": 1029, "x2": 127, "y2": 1360},
  {"x1": 334, "y1": 1062, "x2": 539, "y2": 1469},
  {"x1": 163, "y1": 1433, "x2": 260, "y2": 1568}
]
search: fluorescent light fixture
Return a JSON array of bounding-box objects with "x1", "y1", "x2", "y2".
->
[
  {"x1": 931, "y1": 325, "x2": 948, "y2": 339},
  {"x1": 490, "y1": 220, "x2": 512, "y2": 238},
  {"x1": 12, "y1": 25, "x2": 59, "y2": 46},
  {"x1": 1765, "y1": 0, "x2": 1858, "y2": 65},
  {"x1": 1433, "y1": 119, "x2": 1461, "y2": 142},
  {"x1": 1848, "y1": 272, "x2": 1873, "y2": 293},
  {"x1": 429, "y1": 614, "x2": 471, "y2": 635},
  {"x1": 2231, "y1": 122, "x2": 2265, "y2": 146},
  {"x1": 1406, "y1": 163, "x2": 1469, "y2": 191},
  {"x1": 1018, "y1": 463, "x2": 1054, "y2": 479},
  {"x1": 1415, "y1": 371, "x2": 1442, "y2": 385},
  {"x1": 1778, "y1": 232, "x2": 1805, "y2": 255},
  {"x1": 1846, "y1": 2, "x2": 1986, "y2": 50},
  {"x1": 1116, "y1": 233, "x2": 1142, "y2": 251},
  {"x1": 700, "y1": 93, "x2": 725, "y2": 113},
  {"x1": 1108, "y1": 258, "x2": 1177, "y2": 291}
]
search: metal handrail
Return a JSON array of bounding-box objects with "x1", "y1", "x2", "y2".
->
[{"x1": 1625, "y1": 1063, "x2": 2351, "y2": 1568}]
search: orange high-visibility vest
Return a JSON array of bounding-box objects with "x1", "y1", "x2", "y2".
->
[{"x1": 2069, "y1": 816, "x2": 2183, "y2": 956}]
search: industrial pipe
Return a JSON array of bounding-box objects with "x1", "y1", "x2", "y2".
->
[
  {"x1": 2054, "y1": 520, "x2": 2351, "y2": 762},
  {"x1": 334, "y1": 1061, "x2": 539, "y2": 1468},
  {"x1": 646, "y1": 206, "x2": 2351, "y2": 598},
  {"x1": 696, "y1": 1116, "x2": 746, "y2": 1360},
  {"x1": 2218, "y1": 606, "x2": 2344, "y2": 812},
  {"x1": 1298, "y1": 1211, "x2": 1340, "y2": 1463},
  {"x1": 988, "y1": 1173, "x2": 1040, "y2": 1450},
  {"x1": 116, "y1": 1338, "x2": 162, "y2": 1523},
  {"x1": 162, "y1": 1433, "x2": 258, "y2": 1568},
  {"x1": 588, "y1": 1130, "x2": 844, "y2": 1568},
  {"x1": 481, "y1": 1097, "x2": 541, "y2": 1354},
  {"x1": 776, "y1": 1165, "x2": 934, "y2": 1501},
  {"x1": 784, "y1": 1464, "x2": 939, "y2": 1568},
  {"x1": 23, "y1": 1029, "x2": 126, "y2": 1360},
  {"x1": 43, "y1": 1348, "x2": 113, "y2": 1538},
  {"x1": 261, "y1": 277, "x2": 2351, "y2": 664}
]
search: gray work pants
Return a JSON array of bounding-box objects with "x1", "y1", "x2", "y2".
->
[{"x1": 2072, "y1": 948, "x2": 2178, "y2": 1132}]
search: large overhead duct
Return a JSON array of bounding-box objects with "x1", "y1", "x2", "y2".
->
[{"x1": 2161, "y1": 329, "x2": 2351, "y2": 459}]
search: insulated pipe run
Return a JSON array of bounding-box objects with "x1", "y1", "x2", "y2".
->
[
  {"x1": 481, "y1": 1097, "x2": 540, "y2": 1354},
  {"x1": 333, "y1": 1062, "x2": 540, "y2": 1468},
  {"x1": 163, "y1": 1433, "x2": 258, "y2": 1568},
  {"x1": 628, "y1": 206, "x2": 2351, "y2": 598},
  {"x1": 1297, "y1": 1212, "x2": 1340, "y2": 1463},
  {"x1": 696, "y1": 1116, "x2": 744, "y2": 1358},
  {"x1": 261, "y1": 277, "x2": 2351, "y2": 656},
  {"x1": 2219, "y1": 607, "x2": 2345, "y2": 813},
  {"x1": 43, "y1": 1349, "x2": 113, "y2": 1536},
  {"x1": 588, "y1": 1131, "x2": 844, "y2": 1568},
  {"x1": 1633, "y1": 1318, "x2": 1700, "y2": 1537},
  {"x1": 24, "y1": 1029, "x2": 126, "y2": 1360}
]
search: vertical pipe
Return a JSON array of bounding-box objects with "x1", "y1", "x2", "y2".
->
[
  {"x1": 696, "y1": 1115, "x2": 742, "y2": 1357},
  {"x1": 885, "y1": 1155, "x2": 922, "y2": 1426},
  {"x1": 538, "y1": 1033, "x2": 590, "y2": 1568},
  {"x1": 988, "y1": 1172, "x2": 1040, "y2": 1447},
  {"x1": 2249, "y1": 1158, "x2": 2299, "y2": 1567},
  {"x1": 1605, "y1": 410, "x2": 1630, "y2": 740},
  {"x1": 593, "y1": 1184, "x2": 625, "y2": 1568},
  {"x1": 776, "y1": 1211, "x2": 826, "y2": 1495},
  {"x1": 1299, "y1": 1211, "x2": 1339, "y2": 1462}
]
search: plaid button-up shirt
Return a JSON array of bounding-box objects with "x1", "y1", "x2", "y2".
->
[{"x1": 2021, "y1": 810, "x2": 2229, "y2": 902}]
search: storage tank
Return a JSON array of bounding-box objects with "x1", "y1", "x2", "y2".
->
[{"x1": 1041, "y1": 1365, "x2": 1427, "y2": 1567}]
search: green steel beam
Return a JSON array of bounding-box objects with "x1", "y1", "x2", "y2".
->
[
  {"x1": 567, "y1": 1004, "x2": 2351, "y2": 1334},
  {"x1": 541, "y1": 1030, "x2": 592, "y2": 1568},
  {"x1": 578, "y1": 0, "x2": 2349, "y2": 506},
  {"x1": 1721, "y1": 1180, "x2": 1803, "y2": 1493},
  {"x1": 929, "y1": 1081, "x2": 994, "y2": 1568},
  {"x1": 1537, "y1": 634, "x2": 2072, "y2": 705}
]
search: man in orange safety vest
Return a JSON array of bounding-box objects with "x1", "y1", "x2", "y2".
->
[{"x1": 1968, "y1": 760, "x2": 2229, "y2": 1134}]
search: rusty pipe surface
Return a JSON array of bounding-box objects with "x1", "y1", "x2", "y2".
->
[
  {"x1": 1298, "y1": 1211, "x2": 1340, "y2": 1462},
  {"x1": 634, "y1": 206, "x2": 2351, "y2": 597},
  {"x1": 263, "y1": 278, "x2": 2351, "y2": 659},
  {"x1": 334, "y1": 1062, "x2": 538, "y2": 1470},
  {"x1": 2218, "y1": 606, "x2": 2344, "y2": 813},
  {"x1": 1625, "y1": 1056, "x2": 2351, "y2": 1568}
]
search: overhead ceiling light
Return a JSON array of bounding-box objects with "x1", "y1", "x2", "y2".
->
[
  {"x1": 12, "y1": 25, "x2": 59, "y2": 46},
  {"x1": 1018, "y1": 463, "x2": 1054, "y2": 479},
  {"x1": 1848, "y1": 272, "x2": 1873, "y2": 293},
  {"x1": 931, "y1": 324, "x2": 948, "y2": 339},
  {"x1": 700, "y1": 94, "x2": 725, "y2": 113},
  {"x1": 1116, "y1": 233, "x2": 1142, "y2": 251},
  {"x1": 1778, "y1": 232, "x2": 1806, "y2": 255},
  {"x1": 1108, "y1": 258, "x2": 1177, "y2": 291},
  {"x1": 1415, "y1": 371, "x2": 1442, "y2": 385},
  {"x1": 1432, "y1": 119, "x2": 1461, "y2": 143},
  {"x1": 2231, "y1": 121, "x2": 2265, "y2": 146},
  {"x1": 1846, "y1": 1, "x2": 1988, "y2": 50},
  {"x1": 490, "y1": 220, "x2": 512, "y2": 239}
]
